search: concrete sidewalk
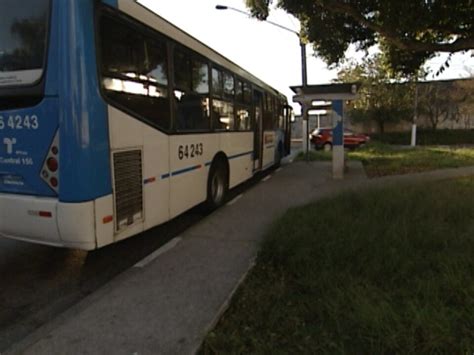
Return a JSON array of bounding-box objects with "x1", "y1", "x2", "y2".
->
[{"x1": 6, "y1": 161, "x2": 474, "y2": 355}]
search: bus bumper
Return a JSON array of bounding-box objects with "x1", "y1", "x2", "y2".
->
[{"x1": 0, "y1": 193, "x2": 100, "y2": 250}]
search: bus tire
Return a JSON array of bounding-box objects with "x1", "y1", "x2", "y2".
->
[{"x1": 205, "y1": 159, "x2": 228, "y2": 210}]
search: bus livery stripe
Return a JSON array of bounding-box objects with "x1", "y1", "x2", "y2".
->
[
  {"x1": 228, "y1": 150, "x2": 254, "y2": 161},
  {"x1": 161, "y1": 164, "x2": 203, "y2": 180},
  {"x1": 144, "y1": 177, "x2": 157, "y2": 184},
  {"x1": 172, "y1": 164, "x2": 203, "y2": 177},
  {"x1": 162, "y1": 151, "x2": 253, "y2": 180}
]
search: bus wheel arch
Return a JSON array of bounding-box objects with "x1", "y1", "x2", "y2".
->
[{"x1": 205, "y1": 152, "x2": 229, "y2": 210}]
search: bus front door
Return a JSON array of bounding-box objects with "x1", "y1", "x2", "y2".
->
[{"x1": 253, "y1": 91, "x2": 263, "y2": 171}]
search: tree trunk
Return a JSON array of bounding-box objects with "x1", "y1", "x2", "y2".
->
[{"x1": 378, "y1": 120, "x2": 385, "y2": 134}]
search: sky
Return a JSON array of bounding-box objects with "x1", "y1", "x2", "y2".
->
[{"x1": 139, "y1": 0, "x2": 473, "y2": 112}]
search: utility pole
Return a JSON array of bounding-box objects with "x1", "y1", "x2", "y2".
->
[{"x1": 411, "y1": 80, "x2": 418, "y2": 147}]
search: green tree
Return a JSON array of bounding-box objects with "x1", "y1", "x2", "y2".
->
[
  {"x1": 245, "y1": 0, "x2": 474, "y2": 75},
  {"x1": 337, "y1": 54, "x2": 415, "y2": 133}
]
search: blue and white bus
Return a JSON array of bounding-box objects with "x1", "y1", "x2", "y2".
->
[{"x1": 0, "y1": 0, "x2": 292, "y2": 250}]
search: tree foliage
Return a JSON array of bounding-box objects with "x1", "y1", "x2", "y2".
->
[
  {"x1": 245, "y1": 0, "x2": 474, "y2": 74},
  {"x1": 337, "y1": 54, "x2": 415, "y2": 133}
]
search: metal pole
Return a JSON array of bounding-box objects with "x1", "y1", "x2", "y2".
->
[
  {"x1": 411, "y1": 81, "x2": 418, "y2": 147},
  {"x1": 300, "y1": 41, "x2": 307, "y2": 87},
  {"x1": 306, "y1": 113, "x2": 309, "y2": 161}
]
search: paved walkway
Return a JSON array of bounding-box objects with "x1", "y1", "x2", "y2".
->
[{"x1": 6, "y1": 160, "x2": 474, "y2": 355}]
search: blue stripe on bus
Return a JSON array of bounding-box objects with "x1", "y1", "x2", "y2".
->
[
  {"x1": 172, "y1": 165, "x2": 202, "y2": 177},
  {"x1": 161, "y1": 165, "x2": 202, "y2": 179},
  {"x1": 161, "y1": 151, "x2": 254, "y2": 180},
  {"x1": 229, "y1": 151, "x2": 254, "y2": 160}
]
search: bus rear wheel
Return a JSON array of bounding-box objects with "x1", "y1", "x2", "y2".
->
[{"x1": 205, "y1": 160, "x2": 228, "y2": 210}]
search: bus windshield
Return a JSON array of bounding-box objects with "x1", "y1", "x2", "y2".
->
[{"x1": 0, "y1": 0, "x2": 50, "y2": 87}]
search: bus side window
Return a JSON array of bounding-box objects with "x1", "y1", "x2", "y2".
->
[
  {"x1": 262, "y1": 92, "x2": 274, "y2": 131},
  {"x1": 243, "y1": 82, "x2": 252, "y2": 105},
  {"x1": 211, "y1": 68, "x2": 223, "y2": 98},
  {"x1": 211, "y1": 68, "x2": 235, "y2": 131},
  {"x1": 173, "y1": 48, "x2": 210, "y2": 131},
  {"x1": 99, "y1": 15, "x2": 171, "y2": 130},
  {"x1": 223, "y1": 72, "x2": 234, "y2": 101},
  {"x1": 212, "y1": 99, "x2": 234, "y2": 131},
  {"x1": 192, "y1": 59, "x2": 209, "y2": 94},
  {"x1": 235, "y1": 80, "x2": 251, "y2": 131},
  {"x1": 144, "y1": 38, "x2": 171, "y2": 129},
  {"x1": 236, "y1": 107, "x2": 250, "y2": 130}
]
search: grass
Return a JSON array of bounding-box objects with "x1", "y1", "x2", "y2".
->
[
  {"x1": 201, "y1": 178, "x2": 474, "y2": 354},
  {"x1": 297, "y1": 143, "x2": 474, "y2": 177}
]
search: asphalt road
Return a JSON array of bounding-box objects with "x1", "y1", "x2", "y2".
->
[
  {"x1": 0, "y1": 170, "x2": 272, "y2": 353},
  {"x1": 0, "y1": 207, "x2": 208, "y2": 352}
]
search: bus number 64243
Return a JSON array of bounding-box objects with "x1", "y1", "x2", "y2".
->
[{"x1": 178, "y1": 143, "x2": 203, "y2": 160}]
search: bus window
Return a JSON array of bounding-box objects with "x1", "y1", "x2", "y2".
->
[
  {"x1": 235, "y1": 79, "x2": 243, "y2": 103},
  {"x1": 236, "y1": 107, "x2": 251, "y2": 130},
  {"x1": 192, "y1": 59, "x2": 209, "y2": 94},
  {"x1": 0, "y1": 0, "x2": 50, "y2": 88},
  {"x1": 147, "y1": 39, "x2": 168, "y2": 86},
  {"x1": 175, "y1": 93, "x2": 210, "y2": 131},
  {"x1": 223, "y1": 72, "x2": 234, "y2": 100},
  {"x1": 174, "y1": 48, "x2": 210, "y2": 131},
  {"x1": 174, "y1": 49, "x2": 191, "y2": 91},
  {"x1": 100, "y1": 15, "x2": 171, "y2": 130},
  {"x1": 212, "y1": 99, "x2": 234, "y2": 131},
  {"x1": 211, "y1": 68, "x2": 223, "y2": 98},
  {"x1": 262, "y1": 92, "x2": 274, "y2": 130},
  {"x1": 243, "y1": 82, "x2": 252, "y2": 104}
]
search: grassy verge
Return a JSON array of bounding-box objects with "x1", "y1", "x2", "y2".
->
[
  {"x1": 297, "y1": 143, "x2": 474, "y2": 177},
  {"x1": 201, "y1": 178, "x2": 474, "y2": 354}
]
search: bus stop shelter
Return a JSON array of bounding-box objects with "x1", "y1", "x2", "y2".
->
[{"x1": 291, "y1": 83, "x2": 360, "y2": 179}]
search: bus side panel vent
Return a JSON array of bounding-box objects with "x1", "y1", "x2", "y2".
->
[{"x1": 113, "y1": 149, "x2": 143, "y2": 232}]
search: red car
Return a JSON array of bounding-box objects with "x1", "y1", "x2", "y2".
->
[{"x1": 310, "y1": 128, "x2": 370, "y2": 151}]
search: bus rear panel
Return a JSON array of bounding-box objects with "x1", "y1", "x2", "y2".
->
[{"x1": 0, "y1": 0, "x2": 112, "y2": 250}]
